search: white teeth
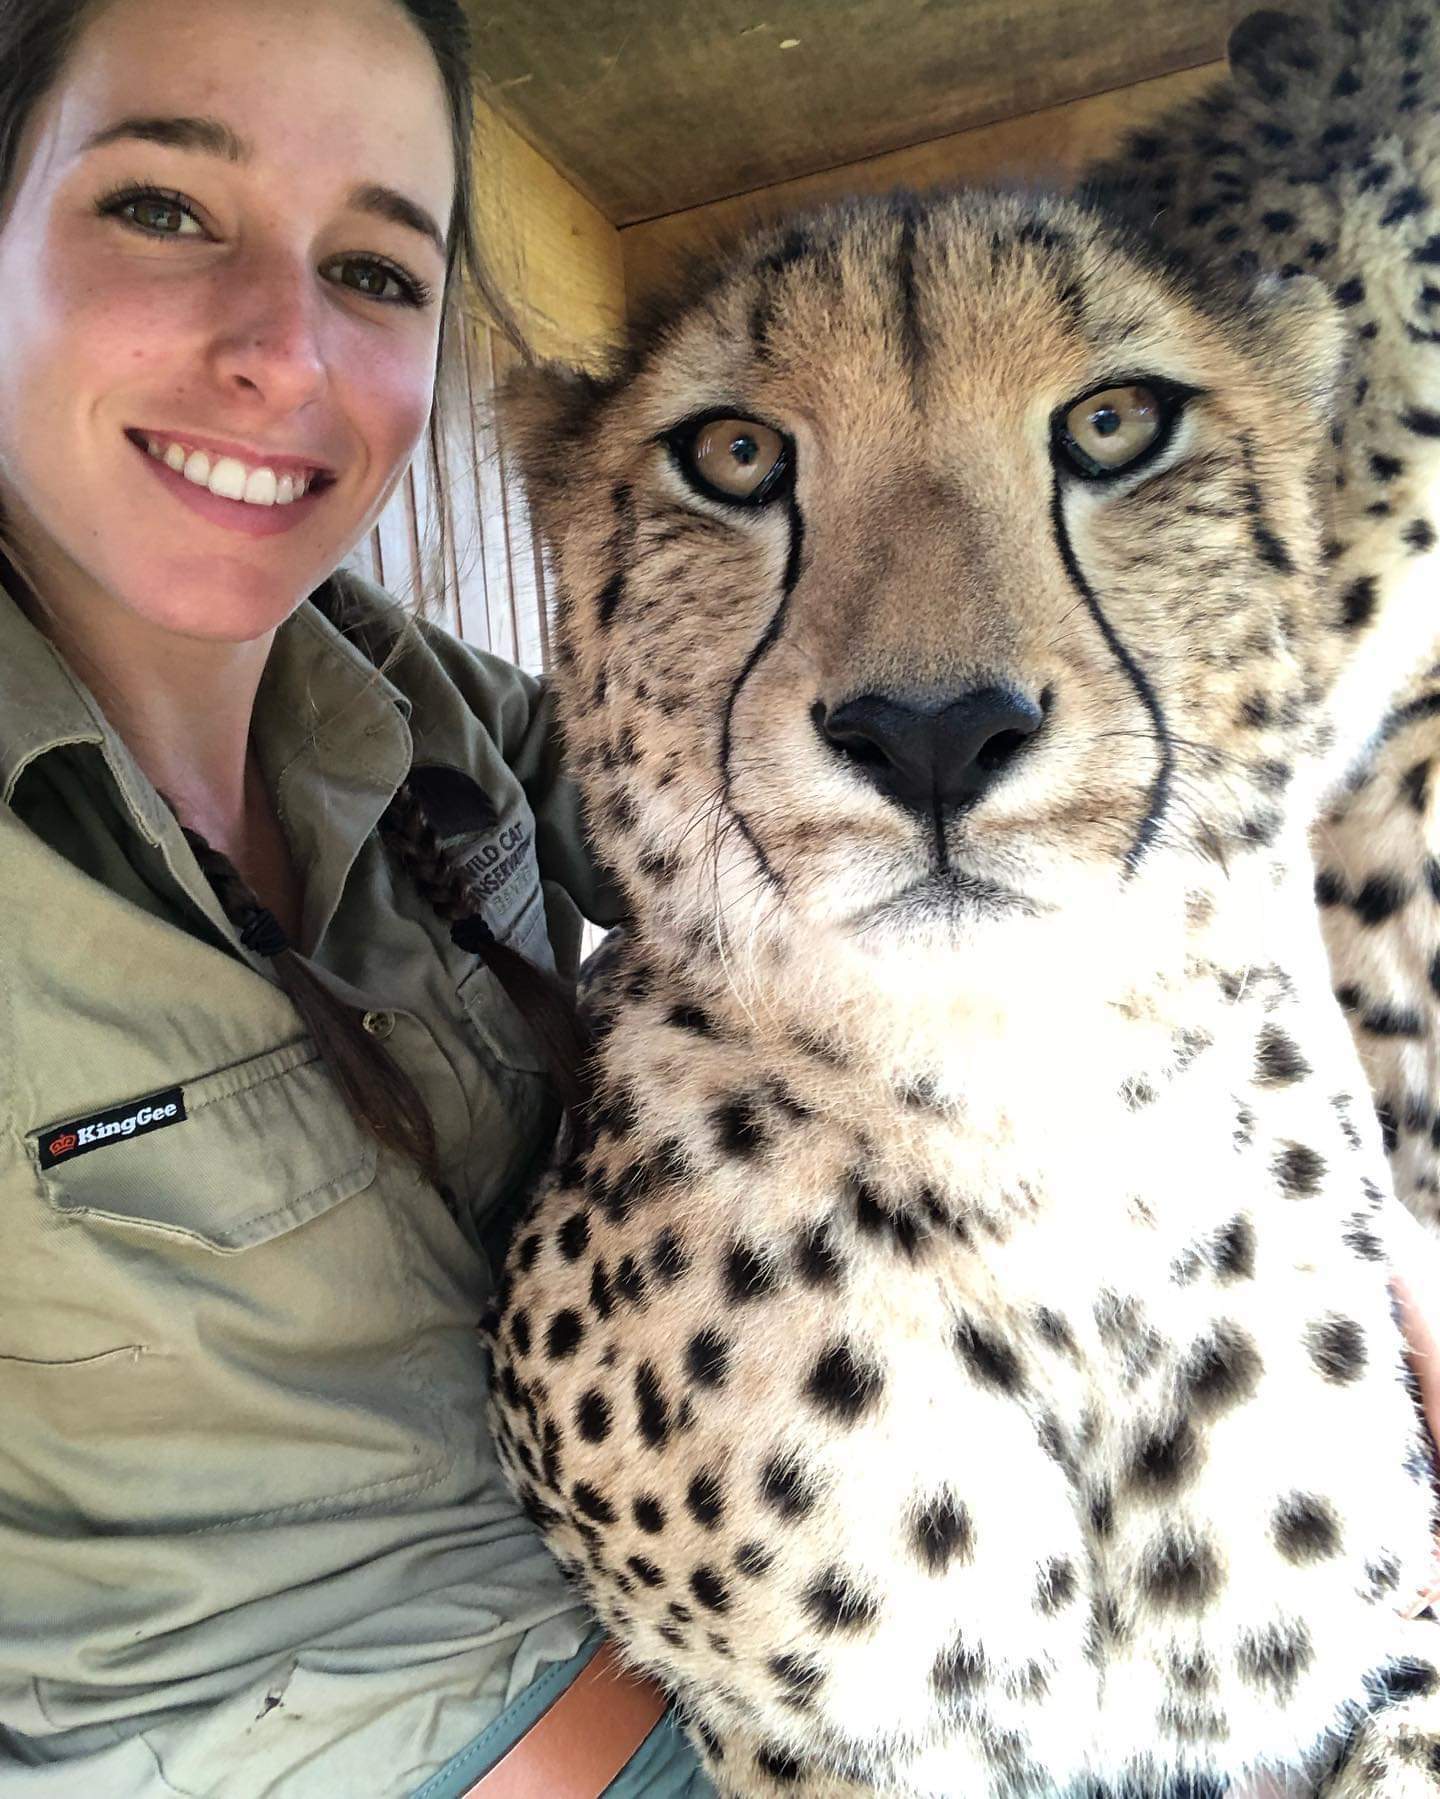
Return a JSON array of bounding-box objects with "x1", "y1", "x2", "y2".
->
[
  {"x1": 141, "y1": 435, "x2": 318, "y2": 506},
  {"x1": 208, "y1": 456, "x2": 247, "y2": 501}
]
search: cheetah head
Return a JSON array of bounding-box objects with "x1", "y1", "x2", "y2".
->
[{"x1": 506, "y1": 193, "x2": 1343, "y2": 982}]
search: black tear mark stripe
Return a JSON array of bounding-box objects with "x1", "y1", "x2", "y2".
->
[
  {"x1": 1048, "y1": 476, "x2": 1174, "y2": 872},
  {"x1": 719, "y1": 498, "x2": 808, "y2": 890}
]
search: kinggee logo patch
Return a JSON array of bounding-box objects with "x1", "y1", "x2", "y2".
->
[{"x1": 38, "y1": 1086, "x2": 187, "y2": 1170}]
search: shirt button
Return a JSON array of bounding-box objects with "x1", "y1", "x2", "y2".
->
[{"x1": 361, "y1": 1009, "x2": 395, "y2": 1039}]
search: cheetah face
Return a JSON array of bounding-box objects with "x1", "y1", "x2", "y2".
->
[{"x1": 507, "y1": 193, "x2": 1342, "y2": 959}]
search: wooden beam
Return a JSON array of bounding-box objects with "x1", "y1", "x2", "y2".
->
[
  {"x1": 470, "y1": 98, "x2": 627, "y2": 369},
  {"x1": 621, "y1": 62, "x2": 1222, "y2": 313}
]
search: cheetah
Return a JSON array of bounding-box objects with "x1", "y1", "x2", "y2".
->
[{"x1": 488, "y1": 3, "x2": 1440, "y2": 1793}]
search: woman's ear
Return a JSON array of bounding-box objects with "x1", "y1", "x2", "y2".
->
[{"x1": 498, "y1": 361, "x2": 607, "y2": 529}]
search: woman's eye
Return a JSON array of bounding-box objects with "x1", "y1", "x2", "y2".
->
[
  {"x1": 106, "y1": 190, "x2": 204, "y2": 237},
  {"x1": 325, "y1": 256, "x2": 431, "y2": 308},
  {"x1": 680, "y1": 416, "x2": 789, "y2": 503},
  {"x1": 1059, "y1": 384, "x2": 1166, "y2": 476}
]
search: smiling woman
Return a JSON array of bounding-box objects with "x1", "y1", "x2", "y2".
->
[{"x1": 0, "y1": 1, "x2": 701, "y2": 1796}]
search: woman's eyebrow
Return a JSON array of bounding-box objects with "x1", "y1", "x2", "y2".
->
[{"x1": 79, "y1": 114, "x2": 448, "y2": 257}]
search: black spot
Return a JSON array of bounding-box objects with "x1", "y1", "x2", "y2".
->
[
  {"x1": 1364, "y1": 1657, "x2": 1439, "y2": 1706},
  {"x1": 804, "y1": 1565, "x2": 879, "y2": 1633},
  {"x1": 1034, "y1": 1306, "x2": 1076, "y2": 1353},
  {"x1": 687, "y1": 1468, "x2": 726, "y2": 1530},
  {"x1": 804, "y1": 1339, "x2": 884, "y2": 1423},
  {"x1": 510, "y1": 1309, "x2": 532, "y2": 1357},
  {"x1": 514, "y1": 1232, "x2": 541, "y2": 1272},
  {"x1": 575, "y1": 1388, "x2": 612, "y2": 1443},
  {"x1": 735, "y1": 1539, "x2": 774, "y2": 1578},
  {"x1": 1364, "y1": 1552, "x2": 1403, "y2": 1602},
  {"x1": 1335, "y1": 275, "x2": 1366, "y2": 308},
  {"x1": 954, "y1": 1316, "x2": 1025, "y2": 1393},
  {"x1": 768, "y1": 1652, "x2": 824, "y2": 1707},
  {"x1": 854, "y1": 1181, "x2": 924, "y2": 1256},
  {"x1": 1371, "y1": 451, "x2": 1405, "y2": 483},
  {"x1": 711, "y1": 1094, "x2": 769, "y2": 1159},
  {"x1": 794, "y1": 1219, "x2": 843, "y2": 1286},
  {"x1": 1315, "y1": 868, "x2": 1348, "y2": 907},
  {"x1": 759, "y1": 1450, "x2": 817, "y2": 1520},
  {"x1": 1355, "y1": 875, "x2": 1409, "y2": 925},
  {"x1": 1089, "y1": 1484, "x2": 1115, "y2": 1538},
  {"x1": 1261, "y1": 209, "x2": 1296, "y2": 234},
  {"x1": 1212, "y1": 1214, "x2": 1256, "y2": 1281},
  {"x1": 1402, "y1": 408, "x2": 1440, "y2": 439},
  {"x1": 572, "y1": 1480, "x2": 616, "y2": 1525},
  {"x1": 1362, "y1": 1003, "x2": 1425, "y2": 1039},
  {"x1": 588, "y1": 1257, "x2": 614, "y2": 1321},
  {"x1": 627, "y1": 1553, "x2": 664, "y2": 1588},
  {"x1": 911, "y1": 1490, "x2": 974, "y2": 1574},
  {"x1": 545, "y1": 1309, "x2": 584, "y2": 1360},
  {"x1": 1381, "y1": 186, "x2": 1428, "y2": 230},
  {"x1": 634, "y1": 1360, "x2": 670, "y2": 1447},
  {"x1": 650, "y1": 1228, "x2": 689, "y2": 1285},
  {"x1": 689, "y1": 1564, "x2": 731, "y2": 1612},
  {"x1": 1340, "y1": 575, "x2": 1379, "y2": 629},
  {"x1": 1144, "y1": 1530, "x2": 1223, "y2": 1610},
  {"x1": 1274, "y1": 1492, "x2": 1342, "y2": 1563},
  {"x1": 1343, "y1": 1209, "x2": 1385, "y2": 1260},
  {"x1": 633, "y1": 1493, "x2": 665, "y2": 1533},
  {"x1": 1237, "y1": 1620, "x2": 1314, "y2": 1700},
  {"x1": 666, "y1": 1003, "x2": 715, "y2": 1036},
  {"x1": 931, "y1": 1633, "x2": 986, "y2": 1695},
  {"x1": 755, "y1": 1746, "x2": 802, "y2": 1783},
  {"x1": 1181, "y1": 1321, "x2": 1263, "y2": 1418},
  {"x1": 1404, "y1": 517, "x2": 1437, "y2": 553},
  {"x1": 1273, "y1": 1141, "x2": 1327, "y2": 1198},
  {"x1": 686, "y1": 1327, "x2": 731, "y2": 1389},
  {"x1": 1035, "y1": 1556, "x2": 1078, "y2": 1614},
  {"x1": 1129, "y1": 1417, "x2": 1203, "y2": 1497},
  {"x1": 614, "y1": 1253, "x2": 648, "y2": 1309},
  {"x1": 1403, "y1": 759, "x2": 1432, "y2": 813},
  {"x1": 1255, "y1": 1023, "x2": 1311, "y2": 1086},
  {"x1": 1307, "y1": 1314, "x2": 1367, "y2": 1384},
  {"x1": 725, "y1": 1239, "x2": 779, "y2": 1303},
  {"x1": 556, "y1": 1210, "x2": 590, "y2": 1262}
]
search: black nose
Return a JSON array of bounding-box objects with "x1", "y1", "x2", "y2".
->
[{"x1": 815, "y1": 686, "x2": 1047, "y2": 813}]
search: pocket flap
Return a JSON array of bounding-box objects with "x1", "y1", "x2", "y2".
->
[{"x1": 32, "y1": 1039, "x2": 378, "y2": 1252}]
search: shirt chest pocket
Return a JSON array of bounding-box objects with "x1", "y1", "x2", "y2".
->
[
  {"x1": 19, "y1": 1039, "x2": 469, "y2": 1530},
  {"x1": 34, "y1": 1037, "x2": 376, "y2": 1250}
]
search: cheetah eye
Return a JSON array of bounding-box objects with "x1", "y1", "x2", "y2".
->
[
  {"x1": 1055, "y1": 383, "x2": 1169, "y2": 478},
  {"x1": 670, "y1": 414, "x2": 792, "y2": 507}
]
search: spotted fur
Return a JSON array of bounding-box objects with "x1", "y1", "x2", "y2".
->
[{"x1": 491, "y1": 4, "x2": 1440, "y2": 1793}]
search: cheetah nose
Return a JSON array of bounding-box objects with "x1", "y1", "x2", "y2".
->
[{"x1": 814, "y1": 685, "x2": 1048, "y2": 814}]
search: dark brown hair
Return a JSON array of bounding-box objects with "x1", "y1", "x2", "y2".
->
[{"x1": 0, "y1": 0, "x2": 585, "y2": 1174}]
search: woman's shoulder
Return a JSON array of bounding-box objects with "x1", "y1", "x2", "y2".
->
[{"x1": 319, "y1": 570, "x2": 546, "y2": 759}]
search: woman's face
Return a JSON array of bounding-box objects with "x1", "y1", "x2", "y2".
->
[{"x1": 0, "y1": 0, "x2": 455, "y2": 643}]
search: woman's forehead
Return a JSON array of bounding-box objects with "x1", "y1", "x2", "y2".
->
[{"x1": 37, "y1": 0, "x2": 456, "y2": 212}]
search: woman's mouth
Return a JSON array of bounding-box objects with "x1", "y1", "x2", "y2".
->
[{"x1": 123, "y1": 428, "x2": 337, "y2": 538}]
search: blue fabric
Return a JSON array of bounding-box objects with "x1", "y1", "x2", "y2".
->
[{"x1": 409, "y1": 1633, "x2": 715, "y2": 1799}]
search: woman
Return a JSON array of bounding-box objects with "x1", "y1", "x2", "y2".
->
[{"x1": 0, "y1": 0, "x2": 706, "y2": 1792}]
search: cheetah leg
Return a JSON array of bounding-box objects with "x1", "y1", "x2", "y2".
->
[{"x1": 1316, "y1": 1624, "x2": 1440, "y2": 1798}]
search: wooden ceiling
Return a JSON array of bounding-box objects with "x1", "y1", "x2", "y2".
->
[{"x1": 466, "y1": 0, "x2": 1255, "y2": 227}]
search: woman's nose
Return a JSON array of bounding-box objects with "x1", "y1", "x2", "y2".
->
[{"x1": 207, "y1": 253, "x2": 327, "y2": 411}]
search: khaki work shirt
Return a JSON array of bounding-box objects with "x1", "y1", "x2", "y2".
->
[{"x1": 0, "y1": 573, "x2": 618, "y2": 1795}]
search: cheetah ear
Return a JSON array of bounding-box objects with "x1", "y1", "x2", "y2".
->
[
  {"x1": 1226, "y1": 10, "x2": 1317, "y2": 93},
  {"x1": 1242, "y1": 273, "x2": 1346, "y2": 415},
  {"x1": 498, "y1": 361, "x2": 608, "y2": 528}
]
